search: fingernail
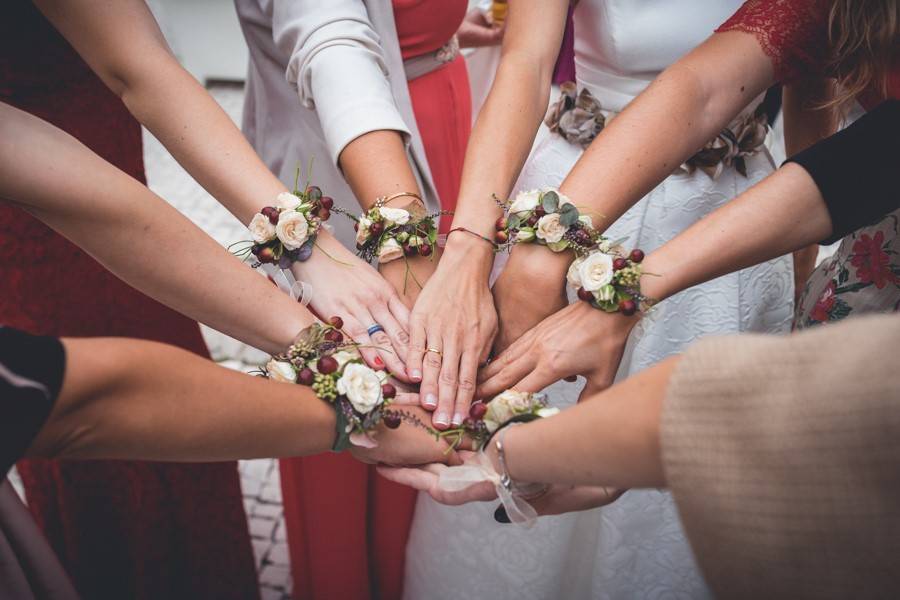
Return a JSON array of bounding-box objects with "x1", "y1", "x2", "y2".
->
[
  {"x1": 451, "y1": 412, "x2": 465, "y2": 426},
  {"x1": 494, "y1": 505, "x2": 510, "y2": 524},
  {"x1": 434, "y1": 411, "x2": 449, "y2": 427},
  {"x1": 423, "y1": 393, "x2": 437, "y2": 409},
  {"x1": 411, "y1": 369, "x2": 422, "y2": 381},
  {"x1": 373, "y1": 356, "x2": 385, "y2": 368}
]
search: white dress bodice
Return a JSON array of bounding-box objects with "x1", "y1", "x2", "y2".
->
[{"x1": 573, "y1": 0, "x2": 744, "y2": 111}]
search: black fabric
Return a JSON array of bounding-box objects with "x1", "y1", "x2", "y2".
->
[
  {"x1": 786, "y1": 100, "x2": 900, "y2": 245},
  {"x1": 0, "y1": 326, "x2": 65, "y2": 477}
]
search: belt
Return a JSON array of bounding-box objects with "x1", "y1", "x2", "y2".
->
[{"x1": 403, "y1": 36, "x2": 460, "y2": 81}]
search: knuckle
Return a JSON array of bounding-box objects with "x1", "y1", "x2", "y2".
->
[
  {"x1": 424, "y1": 353, "x2": 442, "y2": 368},
  {"x1": 439, "y1": 372, "x2": 457, "y2": 386},
  {"x1": 457, "y1": 378, "x2": 475, "y2": 392},
  {"x1": 372, "y1": 332, "x2": 390, "y2": 345},
  {"x1": 395, "y1": 330, "x2": 410, "y2": 344}
]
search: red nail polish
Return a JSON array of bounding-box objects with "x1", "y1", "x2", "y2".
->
[{"x1": 374, "y1": 356, "x2": 385, "y2": 368}]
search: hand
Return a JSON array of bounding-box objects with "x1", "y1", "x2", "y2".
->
[
  {"x1": 406, "y1": 236, "x2": 497, "y2": 429},
  {"x1": 379, "y1": 251, "x2": 440, "y2": 308},
  {"x1": 349, "y1": 404, "x2": 466, "y2": 467},
  {"x1": 456, "y1": 8, "x2": 505, "y2": 49},
  {"x1": 292, "y1": 231, "x2": 411, "y2": 380},
  {"x1": 478, "y1": 301, "x2": 639, "y2": 398},
  {"x1": 491, "y1": 244, "x2": 569, "y2": 354}
]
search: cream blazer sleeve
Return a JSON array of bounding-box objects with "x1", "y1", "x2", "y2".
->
[{"x1": 268, "y1": 0, "x2": 411, "y2": 167}]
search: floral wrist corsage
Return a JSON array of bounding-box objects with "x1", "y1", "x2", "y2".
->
[
  {"x1": 494, "y1": 188, "x2": 602, "y2": 255},
  {"x1": 236, "y1": 185, "x2": 333, "y2": 269},
  {"x1": 354, "y1": 201, "x2": 439, "y2": 263},
  {"x1": 567, "y1": 245, "x2": 656, "y2": 316},
  {"x1": 263, "y1": 318, "x2": 395, "y2": 451}
]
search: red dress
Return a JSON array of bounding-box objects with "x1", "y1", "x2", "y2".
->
[
  {"x1": 0, "y1": 4, "x2": 258, "y2": 599},
  {"x1": 279, "y1": 2, "x2": 471, "y2": 599}
]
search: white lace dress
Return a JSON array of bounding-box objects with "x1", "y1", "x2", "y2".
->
[{"x1": 403, "y1": 2, "x2": 794, "y2": 598}]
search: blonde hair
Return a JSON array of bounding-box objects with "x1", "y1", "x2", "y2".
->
[{"x1": 828, "y1": 0, "x2": 899, "y2": 105}]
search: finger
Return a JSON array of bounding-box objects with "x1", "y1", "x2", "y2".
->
[
  {"x1": 418, "y1": 330, "x2": 442, "y2": 412},
  {"x1": 370, "y1": 328, "x2": 409, "y2": 381},
  {"x1": 390, "y1": 392, "x2": 420, "y2": 406},
  {"x1": 370, "y1": 302, "x2": 409, "y2": 365},
  {"x1": 376, "y1": 465, "x2": 440, "y2": 491},
  {"x1": 478, "y1": 333, "x2": 530, "y2": 382},
  {"x1": 405, "y1": 313, "x2": 427, "y2": 383},
  {"x1": 504, "y1": 365, "x2": 558, "y2": 394},
  {"x1": 451, "y1": 349, "x2": 479, "y2": 426},
  {"x1": 476, "y1": 353, "x2": 536, "y2": 398},
  {"x1": 388, "y1": 294, "x2": 412, "y2": 332},
  {"x1": 342, "y1": 313, "x2": 384, "y2": 370},
  {"x1": 348, "y1": 306, "x2": 406, "y2": 378},
  {"x1": 434, "y1": 338, "x2": 460, "y2": 429}
]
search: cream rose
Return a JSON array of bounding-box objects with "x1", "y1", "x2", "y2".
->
[
  {"x1": 378, "y1": 206, "x2": 410, "y2": 226},
  {"x1": 536, "y1": 213, "x2": 566, "y2": 244},
  {"x1": 496, "y1": 389, "x2": 532, "y2": 412},
  {"x1": 509, "y1": 189, "x2": 542, "y2": 214},
  {"x1": 578, "y1": 214, "x2": 594, "y2": 229},
  {"x1": 276, "y1": 211, "x2": 310, "y2": 250},
  {"x1": 249, "y1": 213, "x2": 276, "y2": 244},
  {"x1": 377, "y1": 238, "x2": 404, "y2": 263},
  {"x1": 331, "y1": 350, "x2": 360, "y2": 370},
  {"x1": 356, "y1": 216, "x2": 372, "y2": 245},
  {"x1": 574, "y1": 252, "x2": 614, "y2": 291},
  {"x1": 515, "y1": 228, "x2": 535, "y2": 243},
  {"x1": 336, "y1": 363, "x2": 384, "y2": 413},
  {"x1": 275, "y1": 192, "x2": 302, "y2": 210},
  {"x1": 536, "y1": 407, "x2": 560, "y2": 418},
  {"x1": 266, "y1": 359, "x2": 297, "y2": 383}
]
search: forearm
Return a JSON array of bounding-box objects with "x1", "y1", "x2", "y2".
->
[
  {"x1": 339, "y1": 130, "x2": 422, "y2": 210},
  {"x1": 31, "y1": 338, "x2": 336, "y2": 461},
  {"x1": 639, "y1": 163, "x2": 832, "y2": 302},
  {"x1": 495, "y1": 356, "x2": 678, "y2": 489}
]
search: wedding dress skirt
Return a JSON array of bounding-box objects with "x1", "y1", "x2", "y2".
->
[{"x1": 404, "y1": 134, "x2": 793, "y2": 600}]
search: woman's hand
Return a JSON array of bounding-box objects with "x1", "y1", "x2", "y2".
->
[
  {"x1": 292, "y1": 232, "x2": 412, "y2": 380},
  {"x1": 379, "y1": 251, "x2": 440, "y2": 308},
  {"x1": 478, "y1": 301, "x2": 639, "y2": 398},
  {"x1": 349, "y1": 405, "x2": 466, "y2": 467},
  {"x1": 491, "y1": 245, "x2": 570, "y2": 354},
  {"x1": 456, "y1": 8, "x2": 505, "y2": 49},
  {"x1": 406, "y1": 236, "x2": 497, "y2": 429}
]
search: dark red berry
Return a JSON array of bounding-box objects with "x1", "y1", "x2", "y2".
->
[
  {"x1": 381, "y1": 383, "x2": 397, "y2": 399},
  {"x1": 257, "y1": 247, "x2": 276, "y2": 263},
  {"x1": 495, "y1": 217, "x2": 508, "y2": 231},
  {"x1": 526, "y1": 214, "x2": 539, "y2": 227},
  {"x1": 575, "y1": 230, "x2": 592, "y2": 245},
  {"x1": 462, "y1": 417, "x2": 476, "y2": 430},
  {"x1": 329, "y1": 316, "x2": 344, "y2": 329},
  {"x1": 619, "y1": 299, "x2": 637, "y2": 316},
  {"x1": 629, "y1": 249, "x2": 645, "y2": 263},
  {"x1": 297, "y1": 368, "x2": 315, "y2": 386},
  {"x1": 495, "y1": 230, "x2": 509, "y2": 244},
  {"x1": 469, "y1": 402, "x2": 487, "y2": 420},
  {"x1": 317, "y1": 356, "x2": 338, "y2": 374},
  {"x1": 418, "y1": 243, "x2": 433, "y2": 257},
  {"x1": 370, "y1": 221, "x2": 384, "y2": 236},
  {"x1": 613, "y1": 257, "x2": 628, "y2": 271},
  {"x1": 534, "y1": 206, "x2": 546, "y2": 217},
  {"x1": 577, "y1": 287, "x2": 594, "y2": 302},
  {"x1": 251, "y1": 244, "x2": 262, "y2": 256},
  {"x1": 316, "y1": 207, "x2": 331, "y2": 221},
  {"x1": 324, "y1": 329, "x2": 343, "y2": 343},
  {"x1": 305, "y1": 185, "x2": 322, "y2": 201},
  {"x1": 262, "y1": 206, "x2": 280, "y2": 225},
  {"x1": 383, "y1": 411, "x2": 402, "y2": 429},
  {"x1": 320, "y1": 196, "x2": 334, "y2": 209},
  {"x1": 403, "y1": 243, "x2": 418, "y2": 256}
]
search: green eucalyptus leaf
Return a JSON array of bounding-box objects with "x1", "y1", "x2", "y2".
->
[
  {"x1": 507, "y1": 214, "x2": 522, "y2": 230},
  {"x1": 542, "y1": 190, "x2": 559, "y2": 213},
  {"x1": 559, "y1": 208, "x2": 579, "y2": 227}
]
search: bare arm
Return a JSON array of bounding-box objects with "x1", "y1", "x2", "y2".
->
[{"x1": 0, "y1": 102, "x2": 313, "y2": 353}]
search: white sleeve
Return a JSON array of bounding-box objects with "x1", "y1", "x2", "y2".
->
[{"x1": 271, "y1": 0, "x2": 411, "y2": 166}]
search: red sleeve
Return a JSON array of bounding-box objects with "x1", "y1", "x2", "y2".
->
[{"x1": 716, "y1": 0, "x2": 831, "y2": 83}]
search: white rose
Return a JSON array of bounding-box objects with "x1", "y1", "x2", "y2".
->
[
  {"x1": 377, "y1": 238, "x2": 404, "y2": 263},
  {"x1": 336, "y1": 363, "x2": 384, "y2": 413},
  {"x1": 535, "y1": 213, "x2": 566, "y2": 244},
  {"x1": 537, "y1": 407, "x2": 560, "y2": 418},
  {"x1": 356, "y1": 216, "x2": 372, "y2": 244},
  {"x1": 576, "y1": 252, "x2": 614, "y2": 291},
  {"x1": 249, "y1": 213, "x2": 276, "y2": 244},
  {"x1": 494, "y1": 389, "x2": 532, "y2": 413},
  {"x1": 332, "y1": 350, "x2": 359, "y2": 370},
  {"x1": 508, "y1": 189, "x2": 542, "y2": 214},
  {"x1": 378, "y1": 206, "x2": 410, "y2": 226},
  {"x1": 276, "y1": 211, "x2": 310, "y2": 250},
  {"x1": 275, "y1": 192, "x2": 302, "y2": 210},
  {"x1": 515, "y1": 228, "x2": 535, "y2": 243},
  {"x1": 266, "y1": 359, "x2": 297, "y2": 383}
]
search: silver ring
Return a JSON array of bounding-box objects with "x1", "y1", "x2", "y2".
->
[{"x1": 367, "y1": 324, "x2": 385, "y2": 337}]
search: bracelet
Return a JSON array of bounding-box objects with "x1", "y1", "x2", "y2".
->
[
  {"x1": 353, "y1": 201, "x2": 440, "y2": 264},
  {"x1": 447, "y1": 226, "x2": 498, "y2": 249},
  {"x1": 375, "y1": 191, "x2": 422, "y2": 207},
  {"x1": 233, "y1": 185, "x2": 332, "y2": 269},
  {"x1": 494, "y1": 188, "x2": 602, "y2": 255},
  {"x1": 567, "y1": 246, "x2": 658, "y2": 316},
  {"x1": 492, "y1": 423, "x2": 549, "y2": 500},
  {"x1": 263, "y1": 317, "x2": 397, "y2": 452}
]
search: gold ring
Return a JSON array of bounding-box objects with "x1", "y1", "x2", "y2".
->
[{"x1": 426, "y1": 347, "x2": 443, "y2": 356}]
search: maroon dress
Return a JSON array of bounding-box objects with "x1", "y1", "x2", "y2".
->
[{"x1": 0, "y1": 3, "x2": 258, "y2": 599}]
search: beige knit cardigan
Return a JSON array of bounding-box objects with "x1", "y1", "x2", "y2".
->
[{"x1": 662, "y1": 313, "x2": 900, "y2": 600}]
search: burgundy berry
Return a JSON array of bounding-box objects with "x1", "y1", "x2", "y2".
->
[
  {"x1": 383, "y1": 411, "x2": 402, "y2": 429},
  {"x1": 354, "y1": 222, "x2": 359, "y2": 232},
  {"x1": 329, "y1": 316, "x2": 344, "y2": 329},
  {"x1": 629, "y1": 249, "x2": 645, "y2": 263},
  {"x1": 526, "y1": 214, "x2": 539, "y2": 227},
  {"x1": 619, "y1": 299, "x2": 637, "y2": 316},
  {"x1": 297, "y1": 367, "x2": 315, "y2": 386},
  {"x1": 251, "y1": 243, "x2": 262, "y2": 256},
  {"x1": 305, "y1": 185, "x2": 322, "y2": 201},
  {"x1": 495, "y1": 217, "x2": 508, "y2": 231},
  {"x1": 324, "y1": 329, "x2": 343, "y2": 343},
  {"x1": 317, "y1": 355, "x2": 339, "y2": 374},
  {"x1": 370, "y1": 221, "x2": 385, "y2": 236},
  {"x1": 613, "y1": 257, "x2": 628, "y2": 271},
  {"x1": 403, "y1": 243, "x2": 418, "y2": 256},
  {"x1": 381, "y1": 383, "x2": 397, "y2": 399},
  {"x1": 534, "y1": 206, "x2": 546, "y2": 217},
  {"x1": 462, "y1": 417, "x2": 476, "y2": 430},
  {"x1": 469, "y1": 402, "x2": 487, "y2": 420},
  {"x1": 494, "y1": 230, "x2": 509, "y2": 244},
  {"x1": 418, "y1": 243, "x2": 433, "y2": 257},
  {"x1": 262, "y1": 206, "x2": 280, "y2": 225},
  {"x1": 577, "y1": 287, "x2": 594, "y2": 302},
  {"x1": 320, "y1": 196, "x2": 334, "y2": 209},
  {"x1": 257, "y1": 247, "x2": 276, "y2": 264},
  {"x1": 316, "y1": 207, "x2": 331, "y2": 221}
]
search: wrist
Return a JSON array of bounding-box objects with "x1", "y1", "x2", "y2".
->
[
  {"x1": 638, "y1": 251, "x2": 676, "y2": 302},
  {"x1": 506, "y1": 244, "x2": 572, "y2": 286}
]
